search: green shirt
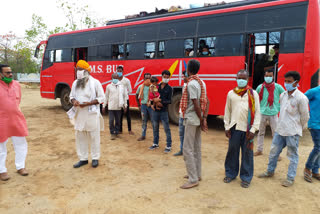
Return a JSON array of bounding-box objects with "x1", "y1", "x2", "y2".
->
[
  {"x1": 136, "y1": 85, "x2": 150, "y2": 105},
  {"x1": 256, "y1": 83, "x2": 285, "y2": 116}
]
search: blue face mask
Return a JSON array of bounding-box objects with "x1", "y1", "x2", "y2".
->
[
  {"x1": 284, "y1": 81, "x2": 297, "y2": 92},
  {"x1": 202, "y1": 51, "x2": 208, "y2": 55},
  {"x1": 112, "y1": 79, "x2": 119, "y2": 84},
  {"x1": 264, "y1": 77, "x2": 273, "y2": 84},
  {"x1": 117, "y1": 72, "x2": 123, "y2": 77},
  {"x1": 237, "y1": 79, "x2": 248, "y2": 88}
]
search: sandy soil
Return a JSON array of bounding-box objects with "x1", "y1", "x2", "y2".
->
[{"x1": 0, "y1": 86, "x2": 319, "y2": 214}]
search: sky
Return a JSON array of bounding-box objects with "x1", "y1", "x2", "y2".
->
[{"x1": 1, "y1": 0, "x2": 240, "y2": 38}]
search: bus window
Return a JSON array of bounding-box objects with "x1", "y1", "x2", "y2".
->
[
  {"x1": 282, "y1": 29, "x2": 305, "y2": 53},
  {"x1": 215, "y1": 34, "x2": 243, "y2": 56},
  {"x1": 126, "y1": 43, "x2": 144, "y2": 59},
  {"x1": 164, "y1": 39, "x2": 185, "y2": 58},
  {"x1": 144, "y1": 42, "x2": 156, "y2": 59},
  {"x1": 55, "y1": 49, "x2": 72, "y2": 62},
  {"x1": 88, "y1": 45, "x2": 111, "y2": 61},
  {"x1": 184, "y1": 39, "x2": 194, "y2": 57},
  {"x1": 49, "y1": 50, "x2": 54, "y2": 63},
  {"x1": 112, "y1": 44, "x2": 124, "y2": 59},
  {"x1": 198, "y1": 37, "x2": 215, "y2": 56},
  {"x1": 158, "y1": 41, "x2": 165, "y2": 58}
]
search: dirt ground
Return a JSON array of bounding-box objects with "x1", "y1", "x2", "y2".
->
[{"x1": 0, "y1": 85, "x2": 319, "y2": 214}]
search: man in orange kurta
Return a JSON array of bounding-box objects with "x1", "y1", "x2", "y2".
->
[{"x1": 0, "y1": 64, "x2": 29, "y2": 181}]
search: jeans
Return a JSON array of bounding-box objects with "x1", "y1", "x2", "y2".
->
[
  {"x1": 152, "y1": 111, "x2": 172, "y2": 148},
  {"x1": 120, "y1": 100, "x2": 132, "y2": 132},
  {"x1": 224, "y1": 126, "x2": 254, "y2": 183},
  {"x1": 305, "y1": 129, "x2": 320, "y2": 174},
  {"x1": 179, "y1": 117, "x2": 185, "y2": 151},
  {"x1": 109, "y1": 110, "x2": 122, "y2": 135},
  {"x1": 141, "y1": 104, "x2": 153, "y2": 137},
  {"x1": 267, "y1": 132, "x2": 300, "y2": 181}
]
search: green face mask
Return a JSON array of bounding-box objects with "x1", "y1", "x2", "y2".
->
[{"x1": 1, "y1": 77, "x2": 13, "y2": 84}]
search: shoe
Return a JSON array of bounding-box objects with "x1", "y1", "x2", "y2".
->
[
  {"x1": 73, "y1": 160, "x2": 88, "y2": 168},
  {"x1": 258, "y1": 171, "x2": 274, "y2": 178},
  {"x1": 241, "y1": 180, "x2": 250, "y2": 188},
  {"x1": 254, "y1": 151, "x2": 263, "y2": 156},
  {"x1": 180, "y1": 181, "x2": 199, "y2": 189},
  {"x1": 164, "y1": 147, "x2": 171, "y2": 153},
  {"x1": 17, "y1": 168, "x2": 29, "y2": 176},
  {"x1": 137, "y1": 136, "x2": 146, "y2": 141},
  {"x1": 282, "y1": 179, "x2": 294, "y2": 187},
  {"x1": 92, "y1": 160, "x2": 99, "y2": 168},
  {"x1": 174, "y1": 151, "x2": 183, "y2": 156},
  {"x1": 149, "y1": 144, "x2": 159, "y2": 150},
  {"x1": 129, "y1": 131, "x2": 135, "y2": 135},
  {"x1": 110, "y1": 134, "x2": 116, "y2": 140},
  {"x1": 0, "y1": 172, "x2": 10, "y2": 181}
]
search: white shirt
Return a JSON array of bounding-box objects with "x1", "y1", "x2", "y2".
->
[
  {"x1": 69, "y1": 76, "x2": 105, "y2": 132},
  {"x1": 276, "y1": 89, "x2": 309, "y2": 136},
  {"x1": 104, "y1": 82, "x2": 128, "y2": 110},
  {"x1": 224, "y1": 89, "x2": 261, "y2": 133},
  {"x1": 120, "y1": 77, "x2": 132, "y2": 101}
]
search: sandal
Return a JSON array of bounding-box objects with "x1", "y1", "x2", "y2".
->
[
  {"x1": 223, "y1": 177, "x2": 233, "y2": 183},
  {"x1": 241, "y1": 181, "x2": 250, "y2": 188},
  {"x1": 304, "y1": 168, "x2": 312, "y2": 183},
  {"x1": 312, "y1": 173, "x2": 320, "y2": 181}
]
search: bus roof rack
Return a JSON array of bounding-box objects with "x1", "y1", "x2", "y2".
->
[{"x1": 107, "y1": 0, "x2": 278, "y2": 26}]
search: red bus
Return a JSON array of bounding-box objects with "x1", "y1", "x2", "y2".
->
[{"x1": 35, "y1": 0, "x2": 320, "y2": 124}]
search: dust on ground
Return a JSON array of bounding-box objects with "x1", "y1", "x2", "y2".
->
[{"x1": 0, "y1": 86, "x2": 319, "y2": 214}]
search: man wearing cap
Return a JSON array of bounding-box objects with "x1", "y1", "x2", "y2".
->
[
  {"x1": 0, "y1": 64, "x2": 29, "y2": 181},
  {"x1": 69, "y1": 60, "x2": 105, "y2": 168}
]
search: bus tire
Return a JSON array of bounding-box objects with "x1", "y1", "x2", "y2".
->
[
  {"x1": 60, "y1": 87, "x2": 72, "y2": 111},
  {"x1": 168, "y1": 93, "x2": 181, "y2": 125}
]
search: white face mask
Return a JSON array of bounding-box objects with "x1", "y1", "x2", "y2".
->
[
  {"x1": 162, "y1": 78, "x2": 169, "y2": 84},
  {"x1": 77, "y1": 70, "x2": 85, "y2": 79}
]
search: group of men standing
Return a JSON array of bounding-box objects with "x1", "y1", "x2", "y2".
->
[{"x1": 0, "y1": 59, "x2": 319, "y2": 191}]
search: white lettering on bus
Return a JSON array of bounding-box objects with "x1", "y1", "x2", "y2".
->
[{"x1": 97, "y1": 65, "x2": 103, "y2": 73}]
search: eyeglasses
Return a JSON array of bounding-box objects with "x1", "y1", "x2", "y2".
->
[{"x1": 4, "y1": 72, "x2": 13, "y2": 75}]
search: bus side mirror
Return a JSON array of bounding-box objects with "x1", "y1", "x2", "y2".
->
[{"x1": 34, "y1": 47, "x2": 39, "y2": 58}]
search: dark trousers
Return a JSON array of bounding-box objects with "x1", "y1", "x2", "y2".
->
[
  {"x1": 225, "y1": 126, "x2": 254, "y2": 183},
  {"x1": 109, "y1": 110, "x2": 122, "y2": 135},
  {"x1": 120, "y1": 100, "x2": 132, "y2": 132},
  {"x1": 152, "y1": 111, "x2": 172, "y2": 148}
]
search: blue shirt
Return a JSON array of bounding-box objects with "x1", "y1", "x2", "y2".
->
[{"x1": 305, "y1": 86, "x2": 320, "y2": 129}]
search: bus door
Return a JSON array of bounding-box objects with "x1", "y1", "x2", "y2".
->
[
  {"x1": 74, "y1": 47, "x2": 88, "y2": 78},
  {"x1": 245, "y1": 34, "x2": 256, "y2": 88},
  {"x1": 74, "y1": 47, "x2": 88, "y2": 62},
  {"x1": 246, "y1": 32, "x2": 281, "y2": 89}
]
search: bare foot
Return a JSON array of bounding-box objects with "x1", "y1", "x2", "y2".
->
[{"x1": 129, "y1": 131, "x2": 135, "y2": 135}]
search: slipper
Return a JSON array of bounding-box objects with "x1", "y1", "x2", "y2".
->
[
  {"x1": 304, "y1": 168, "x2": 312, "y2": 183},
  {"x1": 312, "y1": 173, "x2": 320, "y2": 181},
  {"x1": 223, "y1": 177, "x2": 233, "y2": 183},
  {"x1": 180, "y1": 181, "x2": 199, "y2": 189},
  {"x1": 241, "y1": 181, "x2": 250, "y2": 188}
]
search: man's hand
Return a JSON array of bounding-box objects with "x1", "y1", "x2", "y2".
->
[
  {"x1": 102, "y1": 107, "x2": 106, "y2": 114},
  {"x1": 201, "y1": 119, "x2": 208, "y2": 132},
  {"x1": 72, "y1": 99, "x2": 80, "y2": 107},
  {"x1": 225, "y1": 130, "x2": 231, "y2": 139},
  {"x1": 138, "y1": 106, "x2": 141, "y2": 112},
  {"x1": 247, "y1": 132, "x2": 255, "y2": 140},
  {"x1": 153, "y1": 98, "x2": 161, "y2": 103},
  {"x1": 80, "y1": 102, "x2": 91, "y2": 108}
]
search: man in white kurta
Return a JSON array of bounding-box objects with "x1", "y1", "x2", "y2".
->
[{"x1": 69, "y1": 60, "x2": 105, "y2": 168}]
